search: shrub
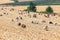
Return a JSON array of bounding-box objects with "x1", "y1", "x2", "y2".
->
[{"x1": 46, "y1": 6, "x2": 53, "y2": 14}]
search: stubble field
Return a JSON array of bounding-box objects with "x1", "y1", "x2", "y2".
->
[{"x1": 0, "y1": 5, "x2": 60, "y2": 40}]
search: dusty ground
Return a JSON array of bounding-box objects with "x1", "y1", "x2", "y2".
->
[{"x1": 0, "y1": 5, "x2": 60, "y2": 40}]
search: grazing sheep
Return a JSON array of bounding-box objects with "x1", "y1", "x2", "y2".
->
[
  {"x1": 42, "y1": 20, "x2": 46, "y2": 23},
  {"x1": 38, "y1": 13, "x2": 41, "y2": 15},
  {"x1": 10, "y1": 8, "x2": 14, "y2": 11},
  {"x1": 4, "y1": 13, "x2": 8, "y2": 15},
  {"x1": 21, "y1": 24, "x2": 26, "y2": 28},
  {"x1": 19, "y1": 16, "x2": 23, "y2": 20},
  {"x1": 18, "y1": 23, "x2": 21, "y2": 26},
  {"x1": 51, "y1": 13, "x2": 56, "y2": 16},
  {"x1": 20, "y1": 17, "x2": 22, "y2": 20},
  {"x1": 45, "y1": 26, "x2": 48, "y2": 31},
  {"x1": 44, "y1": 14, "x2": 50, "y2": 18},
  {"x1": 28, "y1": 14, "x2": 31, "y2": 18},
  {"x1": 16, "y1": 17, "x2": 19, "y2": 21},
  {"x1": 55, "y1": 23, "x2": 57, "y2": 25},
  {"x1": 16, "y1": 17, "x2": 19, "y2": 19},
  {"x1": 1, "y1": 8, "x2": 3, "y2": 10},
  {"x1": 32, "y1": 21, "x2": 34, "y2": 23},
  {"x1": 19, "y1": 13, "x2": 21, "y2": 14},
  {"x1": 49, "y1": 21, "x2": 53, "y2": 24},
  {"x1": 31, "y1": 21, "x2": 38, "y2": 24},
  {"x1": 6, "y1": 13, "x2": 8, "y2": 15},
  {"x1": 44, "y1": 15, "x2": 47, "y2": 17},
  {"x1": 4, "y1": 13, "x2": 6, "y2": 14},
  {"x1": 12, "y1": 19, "x2": 14, "y2": 22},
  {"x1": 0, "y1": 14, "x2": 2, "y2": 16},
  {"x1": 33, "y1": 14, "x2": 37, "y2": 18}
]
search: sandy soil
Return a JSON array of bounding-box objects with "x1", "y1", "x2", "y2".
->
[{"x1": 0, "y1": 5, "x2": 60, "y2": 40}]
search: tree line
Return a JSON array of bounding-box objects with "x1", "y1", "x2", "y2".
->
[{"x1": 12, "y1": 0, "x2": 54, "y2": 14}]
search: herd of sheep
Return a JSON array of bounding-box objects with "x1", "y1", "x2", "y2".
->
[
  {"x1": 0, "y1": 7, "x2": 60, "y2": 31},
  {"x1": 0, "y1": 7, "x2": 60, "y2": 40}
]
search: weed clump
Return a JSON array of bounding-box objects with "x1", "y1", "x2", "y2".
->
[{"x1": 46, "y1": 6, "x2": 53, "y2": 13}]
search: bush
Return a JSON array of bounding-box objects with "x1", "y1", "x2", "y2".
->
[
  {"x1": 46, "y1": 6, "x2": 53, "y2": 14},
  {"x1": 26, "y1": 2, "x2": 36, "y2": 12}
]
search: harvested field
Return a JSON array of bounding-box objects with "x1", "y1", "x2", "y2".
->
[{"x1": 0, "y1": 5, "x2": 60, "y2": 40}]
